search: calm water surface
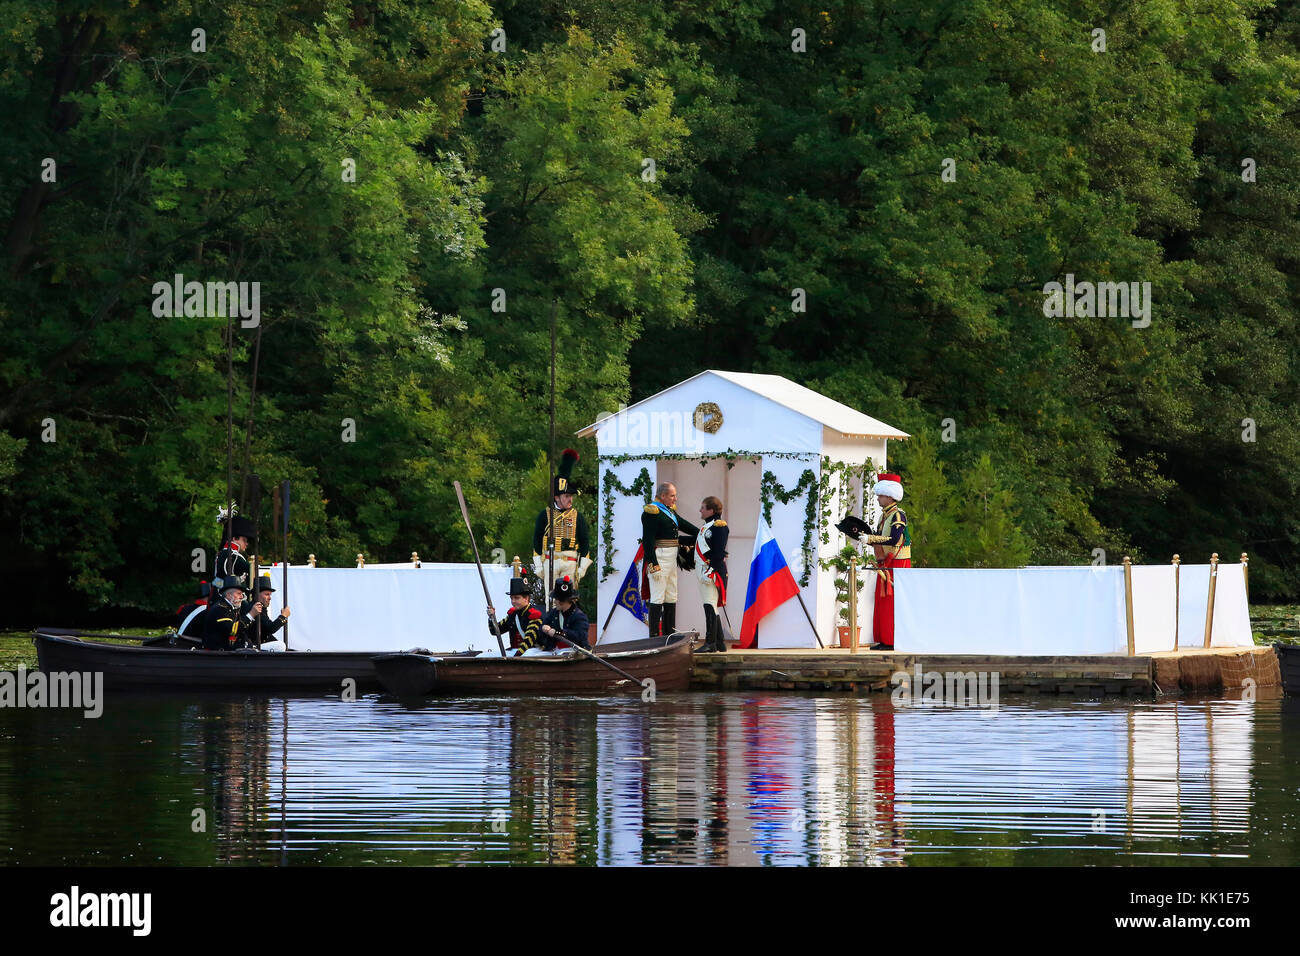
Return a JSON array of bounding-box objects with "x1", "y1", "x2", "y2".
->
[{"x1": 1, "y1": 690, "x2": 1296, "y2": 865}]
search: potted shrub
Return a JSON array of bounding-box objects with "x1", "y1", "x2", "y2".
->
[{"x1": 824, "y1": 543, "x2": 870, "y2": 647}]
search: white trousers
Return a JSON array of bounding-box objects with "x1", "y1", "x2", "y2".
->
[
  {"x1": 539, "y1": 552, "x2": 578, "y2": 596},
  {"x1": 648, "y1": 546, "x2": 679, "y2": 604},
  {"x1": 699, "y1": 578, "x2": 720, "y2": 611}
]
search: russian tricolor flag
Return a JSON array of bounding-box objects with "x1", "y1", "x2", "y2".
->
[{"x1": 738, "y1": 517, "x2": 801, "y2": 648}]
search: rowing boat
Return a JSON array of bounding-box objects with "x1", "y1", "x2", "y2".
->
[
  {"x1": 371, "y1": 631, "x2": 696, "y2": 697},
  {"x1": 34, "y1": 629, "x2": 478, "y2": 692},
  {"x1": 1277, "y1": 642, "x2": 1300, "y2": 696}
]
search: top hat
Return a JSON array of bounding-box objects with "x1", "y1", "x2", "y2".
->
[
  {"x1": 197, "y1": 579, "x2": 211, "y2": 599},
  {"x1": 550, "y1": 575, "x2": 577, "y2": 602},
  {"x1": 507, "y1": 577, "x2": 531, "y2": 597},
  {"x1": 552, "y1": 448, "x2": 580, "y2": 496},
  {"x1": 254, "y1": 574, "x2": 276, "y2": 593}
]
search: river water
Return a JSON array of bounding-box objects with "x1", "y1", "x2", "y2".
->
[{"x1": 0, "y1": 690, "x2": 1296, "y2": 865}]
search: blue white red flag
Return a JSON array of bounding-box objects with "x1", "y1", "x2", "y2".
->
[{"x1": 738, "y1": 517, "x2": 801, "y2": 648}]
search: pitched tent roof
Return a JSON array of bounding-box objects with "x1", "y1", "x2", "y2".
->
[{"x1": 576, "y1": 369, "x2": 910, "y2": 440}]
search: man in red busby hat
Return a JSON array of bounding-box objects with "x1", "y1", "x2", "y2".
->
[{"x1": 842, "y1": 473, "x2": 911, "y2": 650}]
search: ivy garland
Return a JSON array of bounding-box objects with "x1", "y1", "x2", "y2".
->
[
  {"x1": 600, "y1": 466, "x2": 654, "y2": 578},
  {"x1": 599, "y1": 450, "x2": 814, "y2": 469},
  {"x1": 760, "y1": 468, "x2": 819, "y2": 586}
]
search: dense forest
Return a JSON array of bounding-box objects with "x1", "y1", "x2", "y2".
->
[{"x1": 2, "y1": 0, "x2": 1298, "y2": 624}]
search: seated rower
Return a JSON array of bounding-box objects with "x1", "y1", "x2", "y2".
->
[
  {"x1": 202, "y1": 580, "x2": 247, "y2": 651},
  {"x1": 175, "y1": 580, "x2": 211, "y2": 638},
  {"x1": 233, "y1": 574, "x2": 291, "y2": 650},
  {"x1": 533, "y1": 576, "x2": 589, "y2": 655},
  {"x1": 487, "y1": 577, "x2": 543, "y2": 657}
]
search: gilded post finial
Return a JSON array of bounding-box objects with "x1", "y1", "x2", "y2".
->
[
  {"x1": 357, "y1": 553, "x2": 365, "y2": 568},
  {"x1": 411, "y1": 551, "x2": 421, "y2": 567},
  {"x1": 308, "y1": 553, "x2": 317, "y2": 568}
]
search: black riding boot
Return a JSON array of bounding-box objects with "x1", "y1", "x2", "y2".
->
[
  {"x1": 648, "y1": 603, "x2": 662, "y2": 638},
  {"x1": 711, "y1": 609, "x2": 726, "y2": 651},
  {"x1": 661, "y1": 602, "x2": 676, "y2": 636},
  {"x1": 700, "y1": 606, "x2": 716, "y2": 652}
]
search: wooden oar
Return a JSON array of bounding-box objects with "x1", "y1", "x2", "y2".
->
[{"x1": 454, "y1": 481, "x2": 507, "y2": 658}]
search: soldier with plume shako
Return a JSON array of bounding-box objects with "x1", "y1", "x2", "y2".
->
[
  {"x1": 487, "y1": 577, "x2": 545, "y2": 656},
  {"x1": 213, "y1": 507, "x2": 256, "y2": 593},
  {"x1": 533, "y1": 449, "x2": 592, "y2": 596}
]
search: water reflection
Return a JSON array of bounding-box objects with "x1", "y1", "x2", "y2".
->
[{"x1": 0, "y1": 691, "x2": 1288, "y2": 865}]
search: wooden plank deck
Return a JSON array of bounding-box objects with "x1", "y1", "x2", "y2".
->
[{"x1": 687, "y1": 645, "x2": 1280, "y2": 695}]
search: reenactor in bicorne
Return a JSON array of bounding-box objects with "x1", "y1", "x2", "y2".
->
[
  {"x1": 233, "y1": 573, "x2": 291, "y2": 650},
  {"x1": 487, "y1": 577, "x2": 544, "y2": 656},
  {"x1": 202, "y1": 579, "x2": 247, "y2": 651},
  {"x1": 693, "y1": 496, "x2": 729, "y2": 652},
  {"x1": 640, "y1": 482, "x2": 699, "y2": 638},
  {"x1": 214, "y1": 510, "x2": 257, "y2": 593},
  {"x1": 838, "y1": 472, "x2": 911, "y2": 650},
  {"x1": 537, "y1": 576, "x2": 590, "y2": 652},
  {"x1": 533, "y1": 449, "x2": 592, "y2": 596}
]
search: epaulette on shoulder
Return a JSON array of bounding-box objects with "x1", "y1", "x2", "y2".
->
[
  {"x1": 714, "y1": 519, "x2": 727, "y2": 527},
  {"x1": 644, "y1": 504, "x2": 659, "y2": 514}
]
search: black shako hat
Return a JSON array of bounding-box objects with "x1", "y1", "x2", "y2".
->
[
  {"x1": 507, "y1": 577, "x2": 531, "y2": 597},
  {"x1": 551, "y1": 576, "x2": 577, "y2": 602},
  {"x1": 255, "y1": 575, "x2": 276, "y2": 594},
  {"x1": 835, "y1": 515, "x2": 872, "y2": 540},
  {"x1": 553, "y1": 448, "x2": 580, "y2": 496}
]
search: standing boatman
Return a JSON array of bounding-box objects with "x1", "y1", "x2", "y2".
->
[
  {"x1": 860, "y1": 472, "x2": 911, "y2": 650},
  {"x1": 640, "y1": 482, "x2": 699, "y2": 637},
  {"x1": 214, "y1": 510, "x2": 257, "y2": 593},
  {"x1": 533, "y1": 449, "x2": 592, "y2": 596}
]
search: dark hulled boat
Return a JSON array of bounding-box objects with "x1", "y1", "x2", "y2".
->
[
  {"x1": 372, "y1": 632, "x2": 696, "y2": 697},
  {"x1": 1277, "y1": 642, "x2": 1300, "y2": 695},
  {"x1": 34, "y1": 629, "x2": 476, "y2": 692}
]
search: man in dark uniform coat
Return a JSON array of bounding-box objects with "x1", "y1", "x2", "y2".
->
[
  {"x1": 176, "y1": 580, "x2": 211, "y2": 638},
  {"x1": 640, "y1": 482, "x2": 699, "y2": 637},
  {"x1": 538, "y1": 576, "x2": 590, "y2": 651},
  {"x1": 214, "y1": 514, "x2": 256, "y2": 593},
  {"x1": 487, "y1": 577, "x2": 544, "y2": 656},
  {"x1": 533, "y1": 449, "x2": 592, "y2": 597},
  {"x1": 202, "y1": 580, "x2": 247, "y2": 651},
  {"x1": 694, "y1": 496, "x2": 730, "y2": 652}
]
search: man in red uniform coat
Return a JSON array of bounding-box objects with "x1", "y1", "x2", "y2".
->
[{"x1": 862, "y1": 473, "x2": 911, "y2": 650}]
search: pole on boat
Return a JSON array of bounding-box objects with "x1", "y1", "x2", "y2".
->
[
  {"x1": 546, "y1": 298, "x2": 558, "y2": 612},
  {"x1": 281, "y1": 479, "x2": 290, "y2": 650},
  {"x1": 455, "y1": 480, "x2": 508, "y2": 658},
  {"x1": 1123, "y1": 556, "x2": 1135, "y2": 656},
  {"x1": 1171, "y1": 554, "x2": 1180, "y2": 652},
  {"x1": 250, "y1": 474, "x2": 263, "y2": 651},
  {"x1": 1202, "y1": 552, "x2": 1219, "y2": 649}
]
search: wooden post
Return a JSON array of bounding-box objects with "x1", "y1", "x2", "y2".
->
[
  {"x1": 1241, "y1": 552, "x2": 1249, "y2": 603},
  {"x1": 411, "y1": 551, "x2": 421, "y2": 567},
  {"x1": 1202, "y1": 552, "x2": 1219, "y2": 649},
  {"x1": 1172, "y1": 554, "x2": 1180, "y2": 652},
  {"x1": 848, "y1": 554, "x2": 858, "y2": 654},
  {"x1": 357, "y1": 553, "x2": 365, "y2": 568},
  {"x1": 308, "y1": 553, "x2": 317, "y2": 568},
  {"x1": 1123, "y1": 556, "x2": 1135, "y2": 656}
]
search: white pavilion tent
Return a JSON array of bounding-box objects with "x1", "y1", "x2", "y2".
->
[{"x1": 577, "y1": 370, "x2": 909, "y2": 647}]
